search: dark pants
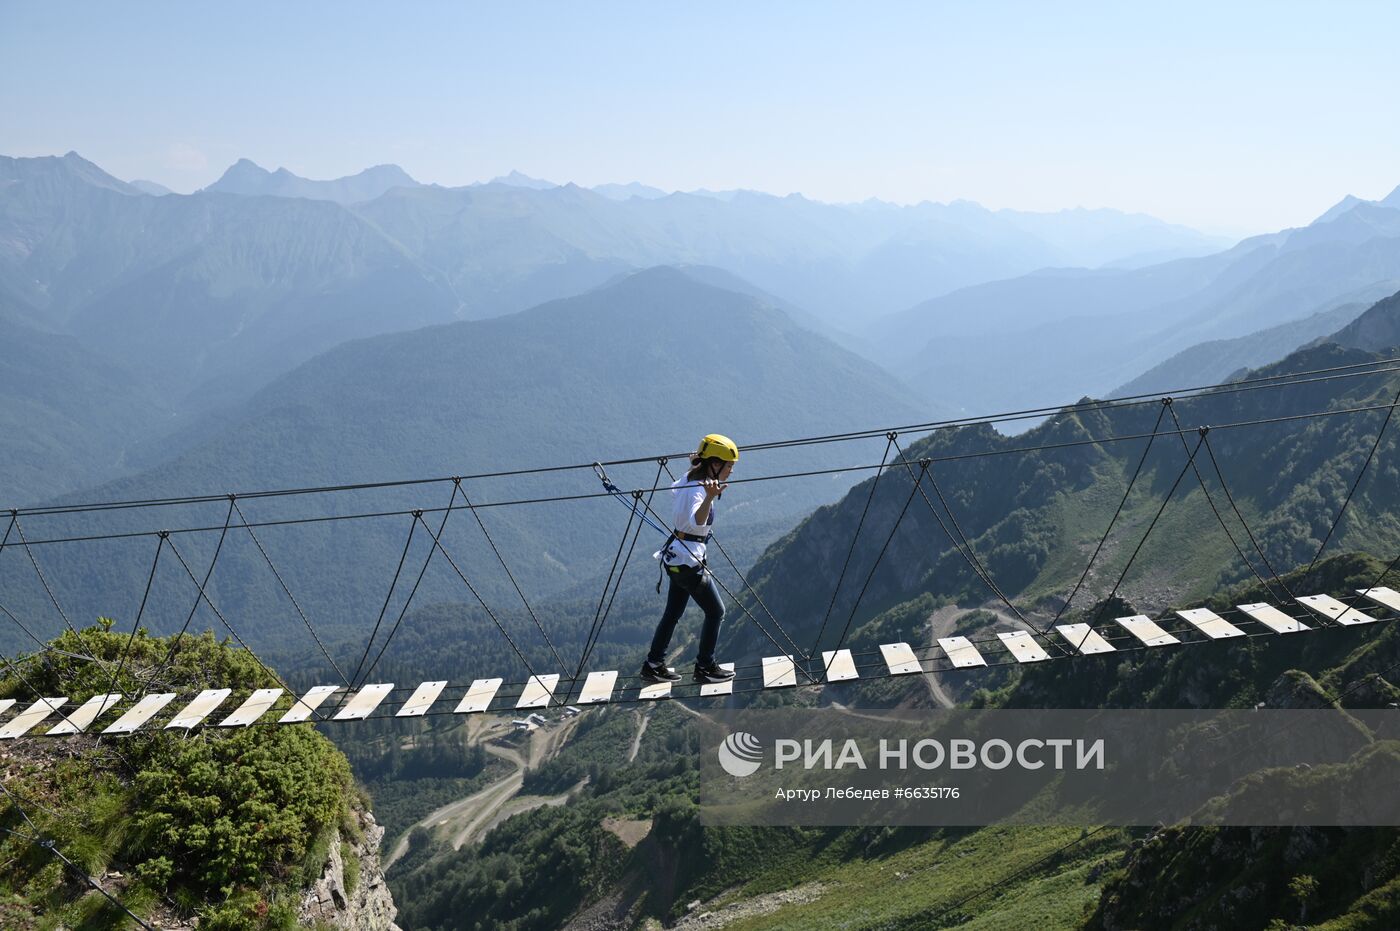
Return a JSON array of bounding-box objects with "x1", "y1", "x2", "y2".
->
[{"x1": 648, "y1": 565, "x2": 725, "y2": 666}]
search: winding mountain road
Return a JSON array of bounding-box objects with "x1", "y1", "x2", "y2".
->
[
  {"x1": 925, "y1": 604, "x2": 1041, "y2": 708},
  {"x1": 384, "y1": 715, "x2": 581, "y2": 868}
]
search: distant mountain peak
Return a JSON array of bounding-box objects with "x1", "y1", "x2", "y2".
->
[
  {"x1": 362, "y1": 163, "x2": 416, "y2": 180},
  {"x1": 204, "y1": 160, "x2": 420, "y2": 204},
  {"x1": 591, "y1": 181, "x2": 668, "y2": 201},
  {"x1": 1313, "y1": 186, "x2": 1400, "y2": 225},
  {"x1": 212, "y1": 158, "x2": 272, "y2": 184},
  {"x1": 1313, "y1": 194, "x2": 1366, "y2": 225},
  {"x1": 488, "y1": 170, "x2": 558, "y2": 190},
  {"x1": 2, "y1": 151, "x2": 139, "y2": 195},
  {"x1": 128, "y1": 179, "x2": 173, "y2": 196}
]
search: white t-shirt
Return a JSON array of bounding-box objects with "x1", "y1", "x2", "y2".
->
[{"x1": 657, "y1": 476, "x2": 715, "y2": 568}]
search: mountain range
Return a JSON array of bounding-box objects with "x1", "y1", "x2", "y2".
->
[
  {"x1": 870, "y1": 197, "x2": 1400, "y2": 413},
  {"x1": 204, "y1": 158, "x2": 422, "y2": 204},
  {"x1": 0, "y1": 150, "x2": 1231, "y2": 506}
]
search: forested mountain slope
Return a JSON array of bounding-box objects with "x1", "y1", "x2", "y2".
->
[
  {"x1": 1112, "y1": 299, "x2": 1370, "y2": 398},
  {"x1": 734, "y1": 334, "x2": 1400, "y2": 663}
]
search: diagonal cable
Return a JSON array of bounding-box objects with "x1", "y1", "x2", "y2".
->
[
  {"x1": 832, "y1": 460, "x2": 927, "y2": 651},
  {"x1": 575, "y1": 461, "x2": 665, "y2": 680},
  {"x1": 163, "y1": 535, "x2": 297, "y2": 698},
  {"x1": 574, "y1": 500, "x2": 638, "y2": 682},
  {"x1": 808, "y1": 434, "x2": 897, "y2": 656},
  {"x1": 11, "y1": 514, "x2": 79, "y2": 637},
  {"x1": 456, "y1": 479, "x2": 569, "y2": 677},
  {"x1": 413, "y1": 511, "x2": 539, "y2": 681},
  {"x1": 1308, "y1": 381, "x2": 1400, "y2": 574},
  {"x1": 0, "y1": 600, "x2": 51, "y2": 653},
  {"x1": 891, "y1": 436, "x2": 1029, "y2": 626},
  {"x1": 0, "y1": 780, "x2": 157, "y2": 930},
  {"x1": 99, "y1": 533, "x2": 165, "y2": 699},
  {"x1": 1073, "y1": 432, "x2": 1206, "y2": 652},
  {"x1": 1048, "y1": 401, "x2": 1170, "y2": 632},
  {"x1": 231, "y1": 498, "x2": 349, "y2": 687},
  {"x1": 923, "y1": 455, "x2": 1031, "y2": 626},
  {"x1": 0, "y1": 644, "x2": 92, "y2": 740},
  {"x1": 1199, "y1": 434, "x2": 1297, "y2": 602},
  {"x1": 581, "y1": 504, "x2": 649, "y2": 680},
  {"x1": 355, "y1": 482, "x2": 459, "y2": 687},
  {"x1": 1, "y1": 507, "x2": 107, "y2": 683},
  {"x1": 347, "y1": 514, "x2": 418, "y2": 689},
  {"x1": 0, "y1": 602, "x2": 97, "y2": 693},
  {"x1": 1165, "y1": 402, "x2": 1284, "y2": 603},
  {"x1": 138, "y1": 498, "x2": 236, "y2": 697}
]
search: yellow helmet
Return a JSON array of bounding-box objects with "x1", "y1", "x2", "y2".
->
[{"x1": 695, "y1": 433, "x2": 740, "y2": 462}]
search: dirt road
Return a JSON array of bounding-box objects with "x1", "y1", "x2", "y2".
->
[
  {"x1": 628, "y1": 709, "x2": 650, "y2": 763},
  {"x1": 384, "y1": 715, "x2": 581, "y2": 868},
  {"x1": 925, "y1": 604, "x2": 1040, "y2": 708}
]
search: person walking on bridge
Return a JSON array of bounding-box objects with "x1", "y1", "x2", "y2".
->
[{"x1": 640, "y1": 434, "x2": 740, "y2": 685}]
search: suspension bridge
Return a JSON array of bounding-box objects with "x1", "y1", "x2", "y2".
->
[{"x1": 3, "y1": 355, "x2": 1400, "y2": 740}]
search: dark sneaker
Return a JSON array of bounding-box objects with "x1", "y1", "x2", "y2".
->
[
  {"x1": 640, "y1": 660, "x2": 682, "y2": 683},
  {"x1": 693, "y1": 661, "x2": 736, "y2": 684}
]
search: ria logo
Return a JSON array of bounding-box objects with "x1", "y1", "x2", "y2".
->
[{"x1": 717, "y1": 731, "x2": 764, "y2": 777}]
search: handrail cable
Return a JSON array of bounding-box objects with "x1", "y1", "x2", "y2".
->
[
  {"x1": 16, "y1": 398, "x2": 1396, "y2": 550},
  {"x1": 10, "y1": 355, "x2": 1400, "y2": 519}
]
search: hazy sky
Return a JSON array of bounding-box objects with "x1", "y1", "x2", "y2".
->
[{"x1": 3, "y1": 0, "x2": 1398, "y2": 235}]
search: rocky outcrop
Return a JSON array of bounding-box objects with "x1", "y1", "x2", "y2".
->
[{"x1": 300, "y1": 807, "x2": 402, "y2": 931}]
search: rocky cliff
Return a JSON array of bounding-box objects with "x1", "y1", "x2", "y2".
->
[{"x1": 301, "y1": 804, "x2": 402, "y2": 931}]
